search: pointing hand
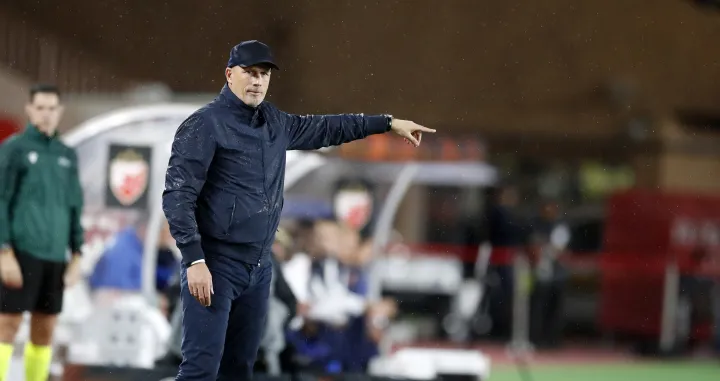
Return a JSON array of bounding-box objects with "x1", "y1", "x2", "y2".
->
[{"x1": 390, "y1": 119, "x2": 436, "y2": 147}]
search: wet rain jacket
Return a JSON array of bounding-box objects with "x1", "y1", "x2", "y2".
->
[{"x1": 163, "y1": 85, "x2": 390, "y2": 266}]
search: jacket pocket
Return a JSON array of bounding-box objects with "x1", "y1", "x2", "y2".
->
[
  {"x1": 196, "y1": 191, "x2": 235, "y2": 239},
  {"x1": 227, "y1": 195, "x2": 270, "y2": 243}
]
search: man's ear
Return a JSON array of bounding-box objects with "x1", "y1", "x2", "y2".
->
[{"x1": 225, "y1": 67, "x2": 232, "y2": 83}]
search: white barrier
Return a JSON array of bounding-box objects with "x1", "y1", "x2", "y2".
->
[{"x1": 369, "y1": 348, "x2": 491, "y2": 380}]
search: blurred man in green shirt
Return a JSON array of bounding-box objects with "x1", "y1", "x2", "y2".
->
[{"x1": 0, "y1": 84, "x2": 84, "y2": 381}]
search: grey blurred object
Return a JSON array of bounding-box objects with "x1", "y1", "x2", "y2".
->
[
  {"x1": 443, "y1": 242, "x2": 493, "y2": 342},
  {"x1": 125, "y1": 82, "x2": 173, "y2": 104},
  {"x1": 70, "y1": 295, "x2": 171, "y2": 368}
]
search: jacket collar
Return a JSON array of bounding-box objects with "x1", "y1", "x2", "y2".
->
[
  {"x1": 25, "y1": 123, "x2": 57, "y2": 142},
  {"x1": 219, "y1": 84, "x2": 259, "y2": 117}
]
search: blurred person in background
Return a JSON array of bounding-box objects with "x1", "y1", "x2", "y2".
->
[
  {"x1": 269, "y1": 228, "x2": 303, "y2": 318},
  {"x1": 285, "y1": 221, "x2": 396, "y2": 372},
  {"x1": 285, "y1": 220, "x2": 350, "y2": 372},
  {"x1": 677, "y1": 240, "x2": 719, "y2": 353},
  {"x1": 484, "y1": 183, "x2": 530, "y2": 339},
  {"x1": 306, "y1": 220, "x2": 367, "y2": 324},
  {"x1": 338, "y1": 229, "x2": 397, "y2": 372},
  {"x1": 528, "y1": 200, "x2": 570, "y2": 349},
  {"x1": 282, "y1": 220, "x2": 316, "y2": 305},
  {"x1": 88, "y1": 217, "x2": 179, "y2": 317},
  {"x1": 0, "y1": 84, "x2": 84, "y2": 381},
  {"x1": 339, "y1": 226, "x2": 369, "y2": 296},
  {"x1": 162, "y1": 39, "x2": 435, "y2": 381},
  {"x1": 256, "y1": 228, "x2": 303, "y2": 376}
]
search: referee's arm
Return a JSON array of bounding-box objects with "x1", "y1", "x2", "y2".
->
[
  {"x1": 0, "y1": 140, "x2": 20, "y2": 250},
  {"x1": 68, "y1": 150, "x2": 84, "y2": 256}
]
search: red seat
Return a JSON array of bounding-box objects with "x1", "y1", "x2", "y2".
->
[{"x1": 0, "y1": 117, "x2": 21, "y2": 143}]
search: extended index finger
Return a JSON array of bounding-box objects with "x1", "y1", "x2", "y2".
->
[{"x1": 415, "y1": 125, "x2": 436, "y2": 133}]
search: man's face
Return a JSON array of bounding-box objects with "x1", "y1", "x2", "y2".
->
[
  {"x1": 225, "y1": 65, "x2": 271, "y2": 107},
  {"x1": 310, "y1": 221, "x2": 340, "y2": 259},
  {"x1": 25, "y1": 92, "x2": 63, "y2": 135}
]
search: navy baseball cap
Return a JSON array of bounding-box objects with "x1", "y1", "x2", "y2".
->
[{"x1": 227, "y1": 40, "x2": 279, "y2": 71}]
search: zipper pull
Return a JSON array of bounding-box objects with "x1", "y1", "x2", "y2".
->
[{"x1": 251, "y1": 109, "x2": 260, "y2": 127}]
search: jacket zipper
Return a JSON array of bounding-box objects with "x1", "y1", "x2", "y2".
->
[
  {"x1": 229, "y1": 201, "x2": 236, "y2": 237},
  {"x1": 43, "y1": 143, "x2": 54, "y2": 254},
  {"x1": 258, "y1": 110, "x2": 270, "y2": 266}
]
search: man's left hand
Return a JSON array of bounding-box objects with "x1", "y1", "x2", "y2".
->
[
  {"x1": 390, "y1": 119, "x2": 436, "y2": 147},
  {"x1": 64, "y1": 254, "x2": 82, "y2": 289}
]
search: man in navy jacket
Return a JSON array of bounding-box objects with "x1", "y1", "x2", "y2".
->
[{"x1": 163, "y1": 40, "x2": 434, "y2": 381}]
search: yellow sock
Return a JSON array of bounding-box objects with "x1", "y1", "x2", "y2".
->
[
  {"x1": 24, "y1": 343, "x2": 52, "y2": 381},
  {"x1": 0, "y1": 343, "x2": 13, "y2": 381}
]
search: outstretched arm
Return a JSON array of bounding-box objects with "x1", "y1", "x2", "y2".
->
[
  {"x1": 284, "y1": 112, "x2": 436, "y2": 151},
  {"x1": 284, "y1": 113, "x2": 390, "y2": 151}
]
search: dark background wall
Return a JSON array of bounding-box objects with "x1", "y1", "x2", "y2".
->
[{"x1": 3, "y1": 0, "x2": 720, "y2": 137}]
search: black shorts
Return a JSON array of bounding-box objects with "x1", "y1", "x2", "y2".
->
[{"x1": 0, "y1": 252, "x2": 66, "y2": 314}]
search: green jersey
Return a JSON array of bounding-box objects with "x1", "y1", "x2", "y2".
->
[{"x1": 0, "y1": 125, "x2": 84, "y2": 262}]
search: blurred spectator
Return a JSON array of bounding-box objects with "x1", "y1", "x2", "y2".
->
[
  {"x1": 258, "y1": 228, "x2": 302, "y2": 376},
  {"x1": 484, "y1": 183, "x2": 529, "y2": 339},
  {"x1": 283, "y1": 220, "x2": 396, "y2": 373},
  {"x1": 529, "y1": 200, "x2": 570, "y2": 348},
  {"x1": 88, "y1": 217, "x2": 179, "y2": 317},
  {"x1": 283, "y1": 220, "x2": 342, "y2": 372},
  {"x1": 679, "y1": 247, "x2": 718, "y2": 353},
  {"x1": 334, "y1": 227, "x2": 394, "y2": 372},
  {"x1": 282, "y1": 220, "x2": 316, "y2": 304},
  {"x1": 271, "y1": 228, "x2": 304, "y2": 317},
  {"x1": 306, "y1": 221, "x2": 366, "y2": 325}
]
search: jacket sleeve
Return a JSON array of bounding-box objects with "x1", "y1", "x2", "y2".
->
[
  {"x1": 68, "y1": 150, "x2": 84, "y2": 254},
  {"x1": 0, "y1": 140, "x2": 20, "y2": 248},
  {"x1": 162, "y1": 113, "x2": 216, "y2": 265},
  {"x1": 283, "y1": 112, "x2": 390, "y2": 151}
]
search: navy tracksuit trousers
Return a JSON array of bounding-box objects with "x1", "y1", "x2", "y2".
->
[{"x1": 176, "y1": 247, "x2": 272, "y2": 381}]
